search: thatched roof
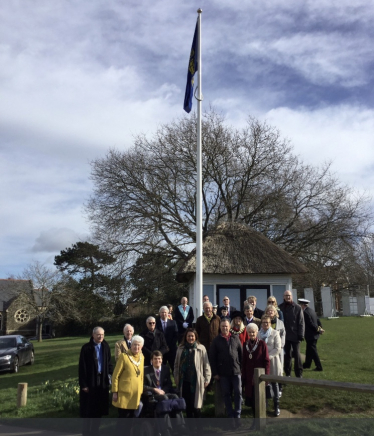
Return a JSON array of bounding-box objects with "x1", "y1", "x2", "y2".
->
[{"x1": 176, "y1": 222, "x2": 308, "y2": 282}]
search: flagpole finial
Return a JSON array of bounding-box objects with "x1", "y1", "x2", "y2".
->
[{"x1": 197, "y1": 8, "x2": 202, "y2": 13}]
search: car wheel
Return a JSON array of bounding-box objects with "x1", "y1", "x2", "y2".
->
[
  {"x1": 27, "y1": 351, "x2": 35, "y2": 365},
  {"x1": 11, "y1": 356, "x2": 19, "y2": 373}
]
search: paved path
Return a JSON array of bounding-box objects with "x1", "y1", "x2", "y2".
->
[{"x1": 0, "y1": 424, "x2": 80, "y2": 436}]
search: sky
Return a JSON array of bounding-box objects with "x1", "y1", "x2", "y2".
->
[{"x1": 1, "y1": 0, "x2": 374, "y2": 277}]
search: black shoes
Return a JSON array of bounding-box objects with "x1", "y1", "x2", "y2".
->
[{"x1": 313, "y1": 367, "x2": 323, "y2": 371}]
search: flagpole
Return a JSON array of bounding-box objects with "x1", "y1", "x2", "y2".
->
[{"x1": 195, "y1": 8, "x2": 203, "y2": 319}]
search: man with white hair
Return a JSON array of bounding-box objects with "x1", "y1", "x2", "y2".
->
[
  {"x1": 79, "y1": 326, "x2": 113, "y2": 436},
  {"x1": 114, "y1": 324, "x2": 135, "y2": 361},
  {"x1": 156, "y1": 306, "x2": 178, "y2": 369},
  {"x1": 174, "y1": 296, "x2": 194, "y2": 342},
  {"x1": 141, "y1": 316, "x2": 169, "y2": 365}
]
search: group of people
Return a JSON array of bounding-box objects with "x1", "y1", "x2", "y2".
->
[{"x1": 78, "y1": 291, "x2": 324, "y2": 434}]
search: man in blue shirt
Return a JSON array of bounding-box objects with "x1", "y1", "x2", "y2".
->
[{"x1": 79, "y1": 327, "x2": 113, "y2": 436}]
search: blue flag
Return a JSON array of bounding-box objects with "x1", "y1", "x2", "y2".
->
[{"x1": 183, "y1": 23, "x2": 198, "y2": 113}]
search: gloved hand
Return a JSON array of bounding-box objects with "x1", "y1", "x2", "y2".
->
[
  {"x1": 183, "y1": 322, "x2": 188, "y2": 329},
  {"x1": 298, "y1": 335, "x2": 304, "y2": 342}
]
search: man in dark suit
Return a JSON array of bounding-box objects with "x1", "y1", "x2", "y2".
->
[
  {"x1": 174, "y1": 296, "x2": 194, "y2": 342},
  {"x1": 279, "y1": 290, "x2": 305, "y2": 378},
  {"x1": 156, "y1": 306, "x2": 178, "y2": 370},
  {"x1": 299, "y1": 299, "x2": 324, "y2": 372},
  {"x1": 217, "y1": 296, "x2": 236, "y2": 318},
  {"x1": 143, "y1": 351, "x2": 185, "y2": 433},
  {"x1": 141, "y1": 316, "x2": 169, "y2": 366},
  {"x1": 79, "y1": 326, "x2": 113, "y2": 436},
  {"x1": 144, "y1": 350, "x2": 178, "y2": 400}
]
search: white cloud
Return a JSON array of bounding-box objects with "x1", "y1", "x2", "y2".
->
[{"x1": 265, "y1": 105, "x2": 374, "y2": 191}]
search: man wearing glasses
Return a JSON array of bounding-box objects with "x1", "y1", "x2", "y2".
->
[
  {"x1": 218, "y1": 296, "x2": 237, "y2": 318},
  {"x1": 278, "y1": 291, "x2": 305, "y2": 378},
  {"x1": 140, "y1": 316, "x2": 169, "y2": 366}
]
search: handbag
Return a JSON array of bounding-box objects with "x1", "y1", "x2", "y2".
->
[{"x1": 134, "y1": 400, "x2": 143, "y2": 418}]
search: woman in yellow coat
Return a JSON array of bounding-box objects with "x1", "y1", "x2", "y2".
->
[{"x1": 112, "y1": 335, "x2": 144, "y2": 422}]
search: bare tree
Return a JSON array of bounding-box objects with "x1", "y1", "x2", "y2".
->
[
  {"x1": 86, "y1": 110, "x2": 372, "y2": 273},
  {"x1": 16, "y1": 262, "x2": 63, "y2": 341}
]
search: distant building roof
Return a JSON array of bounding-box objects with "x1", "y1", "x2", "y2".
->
[
  {"x1": 0, "y1": 279, "x2": 33, "y2": 310},
  {"x1": 176, "y1": 221, "x2": 308, "y2": 282}
]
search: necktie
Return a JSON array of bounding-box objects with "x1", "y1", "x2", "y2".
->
[
  {"x1": 128, "y1": 341, "x2": 131, "y2": 348},
  {"x1": 163, "y1": 321, "x2": 166, "y2": 332},
  {"x1": 156, "y1": 369, "x2": 160, "y2": 386}
]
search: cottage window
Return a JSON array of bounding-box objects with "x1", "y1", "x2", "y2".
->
[{"x1": 14, "y1": 309, "x2": 30, "y2": 323}]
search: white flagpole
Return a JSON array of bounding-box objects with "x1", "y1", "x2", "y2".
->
[{"x1": 195, "y1": 8, "x2": 203, "y2": 319}]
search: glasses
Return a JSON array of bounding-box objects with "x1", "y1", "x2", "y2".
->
[
  {"x1": 148, "y1": 322, "x2": 155, "y2": 325},
  {"x1": 223, "y1": 299, "x2": 229, "y2": 301},
  {"x1": 268, "y1": 300, "x2": 275, "y2": 303}
]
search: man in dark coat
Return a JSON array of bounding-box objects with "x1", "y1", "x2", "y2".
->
[
  {"x1": 210, "y1": 318, "x2": 243, "y2": 425},
  {"x1": 156, "y1": 306, "x2": 179, "y2": 370},
  {"x1": 217, "y1": 296, "x2": 237, "y2": 318},
  {"x1": 141, "y1": 316, "x2": 169, "y2": 365},
  {"x1": 195, "y1": 301, "x2": 221, "y2": 355},
  {"x1": 174, "y1": 296, "x2": 194, "y2": 342},
  {"x1": 79, "y1": 326, "x2": 113, "y2": 436},
  {"x1": 299, "y1": 299, "x2": 324, "y2": 371},
  {"x1": 279, "y1": 290, "x2": 305, "y2": 378}
]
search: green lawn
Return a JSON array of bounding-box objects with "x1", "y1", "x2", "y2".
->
[{"x1": 1, "y1": 317, "x2": 374, "y2": 423}]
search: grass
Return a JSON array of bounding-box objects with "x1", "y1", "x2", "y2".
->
[{"x1": 1, "y1": 317, "x2": 374, "y2": 426}]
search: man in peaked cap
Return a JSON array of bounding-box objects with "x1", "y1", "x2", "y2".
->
[{"x1": 298, "y1": 299, "x2": 324, "y2": 372}]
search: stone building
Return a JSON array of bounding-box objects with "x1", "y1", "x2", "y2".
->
[{"x1": 0, "y1": 279, "x2": 38, "y2": 336}]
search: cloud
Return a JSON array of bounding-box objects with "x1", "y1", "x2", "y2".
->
[
  {"x1": 1, "y1": 0, "x2": 374, "y2": 277},
  {"x1": 31, "y1": 228, "x2": 85, "y2": 253}
]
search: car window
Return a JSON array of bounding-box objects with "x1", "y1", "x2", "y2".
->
[
  {"x1": 16, "y1": 336, "x2": 23, "y2": 345},
  {"x1": 0, "y1": 337, "x2": 16, "y2": 348},
  {"x1": 22, "y1": 337, "x2": 29, "y2": 345}
]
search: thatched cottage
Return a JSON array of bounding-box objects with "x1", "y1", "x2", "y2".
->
[{"x1": 176, "y1": 222, "x2": 307, "y2": 312}]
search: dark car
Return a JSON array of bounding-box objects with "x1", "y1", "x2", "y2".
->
[{"x1": 0, "y1": 335, "x2": 35, "y2": 373}]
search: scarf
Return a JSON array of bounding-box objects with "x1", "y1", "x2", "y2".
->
[
  {"x1": 230, "y1": 325, "x2": 245, "y2": 335},
  {"x1": 179, "y1": 342, "x2": 197, "y2": 393},
  {"x1": 204, "y1": 313, "x2": 213, "y2": 323},
  {"x1": 178, "y1": 304, "x2": 190, "y2": 320},
  {"x1": 258, "y1": 327, "x2": 272, "y2": 343}
]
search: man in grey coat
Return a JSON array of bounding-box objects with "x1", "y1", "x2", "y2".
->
[{"x1": 278, "y1": 290, "x2": 305, "y2": 378}]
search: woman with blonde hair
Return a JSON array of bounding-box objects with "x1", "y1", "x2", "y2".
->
[
  {"x1": 267, "y1": 296, "x2": 284, "y2": 321},
  {"x1": 230, "y1": 311, "x2": 249, "y2": 346},
  {"x1": 258, "y1": 315, "x2": 282, "y2": 416}
]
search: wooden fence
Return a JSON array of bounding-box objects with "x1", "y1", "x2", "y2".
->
[{"x1": 254, "y1": 369, "x2": 374, "y2": 431}]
